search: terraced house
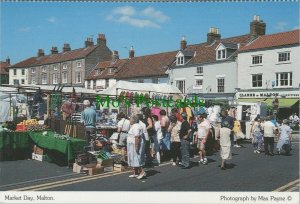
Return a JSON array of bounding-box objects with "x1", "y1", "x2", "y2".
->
[
  {"x1": 0, "y1": 57, "x2": 10, "y2": 85},
  {"x1": 86, "y1": 46, "x2": 177, "y2": 90},
  {"x1": 237, "y1": 29, "x2": 300, "y2": 116},
  {"x1": 167, "y1": 16, "x2": 267, "y2": 97},
  {"x1": 8, "y1": 34, "x2": 112, "y2": 86}
]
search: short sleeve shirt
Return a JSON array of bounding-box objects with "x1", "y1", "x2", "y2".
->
[
  {"x1": 197, "y1": 119, "x2": 211, "y2": 139},
  {"x1": 117, "y1": 118, "x2": 130, "y2": 132},
  {"x1": 279, "y1": 125, "x2": 292, "y2": 140}
]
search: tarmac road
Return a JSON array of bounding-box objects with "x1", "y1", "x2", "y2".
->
[{"x1": 0, "y1": 140, "x2": 298, "y2": 192}]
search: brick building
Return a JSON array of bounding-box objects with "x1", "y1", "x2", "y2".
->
[{"x1": 8, "y1": 34, "x2": 112, "y2": 86}]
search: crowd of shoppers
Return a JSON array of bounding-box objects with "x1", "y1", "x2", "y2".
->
[{"x1": 115, "y1": 107, "x2": 295, "y2": 179}]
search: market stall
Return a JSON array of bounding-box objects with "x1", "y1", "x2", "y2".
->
[
  {"x1": 0, "y1": 130, "x2": 31, "y2": 161},
  {"x1": 96, "y1": 81, "x2": 182, "y2": 136},
  {"x1": 29, "y1": 131, "x2": 86, "y2": 166}
]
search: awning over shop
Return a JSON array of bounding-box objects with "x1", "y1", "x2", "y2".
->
[{"x1": 238, "y1": 98, "x2": 299, "y2": 108}]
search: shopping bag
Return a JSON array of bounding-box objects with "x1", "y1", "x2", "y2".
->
[
  {"x1": 236, "y1": 131, "x2": 245, "y2": 139},
  {"x1": 161, "y1": 132, "x2": 171, "y2": 151}
]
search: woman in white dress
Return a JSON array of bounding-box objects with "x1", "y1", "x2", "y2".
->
[{"x1": 127, "y1": 115, "x2": 146, "y2": 179}]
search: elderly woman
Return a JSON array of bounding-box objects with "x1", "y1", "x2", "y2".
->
[
  {"x1": 127, "y1": 115, "x2": 146, "y2": 179},
  {"x1": 277, "y1": 119, "x2": 292, "y2": 155}
]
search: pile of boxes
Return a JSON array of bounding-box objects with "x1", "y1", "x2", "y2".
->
[
  {"x1": 32, "y1": 145, "x2": 47, "y2": 162},
  {"x1": 73, "y1": 158, "x2": 114, "y2": 176}
]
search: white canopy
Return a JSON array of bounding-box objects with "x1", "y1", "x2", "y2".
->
[{"x1": 99, "y1": 81, "x2": 182, "y2": 96}]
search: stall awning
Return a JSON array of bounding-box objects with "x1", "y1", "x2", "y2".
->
[{"x1": 238, "y1": 98, "x2": 299, "y2": 108}]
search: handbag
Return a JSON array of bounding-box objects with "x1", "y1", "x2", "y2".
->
[{"x1": 161, "y1": 132, "x2": 171, "y2": 151}]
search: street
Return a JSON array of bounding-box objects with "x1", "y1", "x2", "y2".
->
[{"x1": 0, "y1": 139, "x2": 299, "y2": 192}]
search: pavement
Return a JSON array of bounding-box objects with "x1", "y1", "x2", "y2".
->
[{"x1": 0, "y1": 137, "x2": 299, "y2": 192}]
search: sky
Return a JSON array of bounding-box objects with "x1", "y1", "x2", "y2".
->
[{"x1": 0, "y1": 2, "x2": 299, "y2": 64}]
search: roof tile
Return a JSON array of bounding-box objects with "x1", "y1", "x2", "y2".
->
[{"x1": 240, "y1": 30, "x2": 300, "y2": 52}]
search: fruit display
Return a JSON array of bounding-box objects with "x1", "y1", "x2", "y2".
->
[
  {"x1": 53, "y1": 133, "x2": 71, "y2": 140},
  {"x1": 26, "y1": 124, "x2": 48, "y2": 131},
  {"x1": 18, "y1": 119, "x2": 39, "y2": 126}
]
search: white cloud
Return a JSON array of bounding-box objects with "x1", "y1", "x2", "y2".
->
[
  {"x1": 113, "y1": 6, "x2": 136, "y2": 16},
  {"x1": 141, "y1": 7, "x2": 169, "y2": 23},
  {"x1": 47, "y1": 17, "x2": 57, "y2": 23},
  {"x1": 117, "y1": 15, "x2": 160, "y2": 28},
  {"x1": 18, "y1": 27, "x2": 31, "y2": 32},
  {"x1": 107, "y1": 6, "x2": 169, "y2": 29},
  {"x1": 274, "y1": 21, "x2": 288, "y2": 31}
]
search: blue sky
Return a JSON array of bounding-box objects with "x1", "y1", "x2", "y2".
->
[{"x1": 0, "y1": 2, "x2": 299, "y2": 64}]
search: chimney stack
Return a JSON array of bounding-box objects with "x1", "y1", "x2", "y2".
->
[
  {"x1": 63, "y1": 43, "x2": 71, "y2": 52},
  {"x1": 112, "y1": 50, "x2": 119, "y2": 61},
  {"x1": 97, "y1": 34, "x2": 106, "y2": 45},
  {"x1": 129, "y1": 46, "x2": 135, "y2": 59},
  {"x1": 207, "y1": 27, "x2": 221, "y2": 44},
  {"x1": 51, "y1": 46, "x2": 58, "y2": 54},
  {"x1": 180, "y1": 35, "x2": 187, "y2": 50},
  {"x1": 250, "y1": 15, "x2": 266, "y2": 39},
  {"x1": 37, "y1": 49, "x2": 45, "y2": 57},
  {"x1": 6, "y1": 57, "x2": 10, "y2": 65},
  {"x1": 85, "y1": 37, "x2": 94, "y2": 47}
]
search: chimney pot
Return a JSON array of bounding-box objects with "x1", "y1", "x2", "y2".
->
[
  {"x1": 129, "y1": 46, "x2": 135, "y2": 59},
  {"x1": 37, "y1": 49, "x2": 45, "y2": 57},
  {"x1": 112, "y1": 50, "x2": 119, "y2": 61},
  {"x1": 51, "y1": 46, "x2": 58, "y2": 54},
  {"x1": 250, "y1": 15, "x2": 266, "y2": 39},
  {"x1": 180, "y1": 35, "x2": 187, "y2": 50},
  {"x1": 207, "y1": 27, "x2": 221, "y2": 44},
  {"x1": 63, "y1": 43, "x2": 71, "y2": 52},
  {"x1": 97, "y1": 34, "x2": 106, "y2": 45},
  {"x1": 85, "y1": 37, "x2": 94, "y2": 47},
  {"x1": 6, "y1": 57, "x2": 10, "y2": 65}
]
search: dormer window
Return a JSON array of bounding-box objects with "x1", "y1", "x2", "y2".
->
[
  {"x1": 77, "y1": 61, "x2": 82, "y2": 68},
  {"x1": 216, "y1": 43, "x2": 237, "y2": 60},
  {"x1": 217, "y1": 49, "x2": 226, "y2": 60},
  {"x1": 108, "y1": 68, "x2": 116, "y2": 74},
  {"x1": 177, "y1": 56, "x2": 184, "y2": 65}
]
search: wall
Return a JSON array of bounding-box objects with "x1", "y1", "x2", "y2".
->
[
  {"x1": 170, "y1": 61, "x2": 237, "y2": 94},
  {"x1": 238, "y1": 45, "x2": 300, "y2": 90}
]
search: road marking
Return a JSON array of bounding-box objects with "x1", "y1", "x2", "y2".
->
[
  {"x1": 273, "y1": 179, "x2": 299, "y2": 192},
  {"x1": 11, "y1": 171, "x2": 129, "y2": 191},
  {"x1": 12, "y1": 162, "x2": 175, "y2": 191},
  {"x1": 0, "y1": 173, "x2": 76, "y2": 189}
]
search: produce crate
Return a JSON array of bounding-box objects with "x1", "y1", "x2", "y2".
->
[
  {"x1": 113, "y1": 164, "x2": 131, "y2": 172},
  {"x1": 32, "y1": 153, "x2": 46, "y2": 162},
  {"x1": 16, "y1": 124, "x2": 27, "y2": 132}
]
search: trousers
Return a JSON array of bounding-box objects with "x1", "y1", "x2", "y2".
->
[
  {"x1": 180, "y1": 139, "x2": 190, "y2": 167},
  {"x1": 264, "y1": 137, "x2": 274, "y2": 154}
]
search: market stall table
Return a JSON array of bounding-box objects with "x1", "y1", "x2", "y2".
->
[
  {"x1": 96, "y1": 124, "x2": 118, "y2": 138},
  {"x1": 29, "y1": 131, "x2": 86, "y2": 166},
  {"x1": 0, "y1": 131, "x2": 31, "y2": 161}
]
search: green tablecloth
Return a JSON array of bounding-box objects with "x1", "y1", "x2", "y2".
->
[
  {"x1": 29, "y1": 131, "x2": 86, "y2": 165},
  {"x1": 0, "y1": 131, "x2": 31, "y2": 161}
]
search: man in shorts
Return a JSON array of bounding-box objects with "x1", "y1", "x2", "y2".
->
[{"x1": 197, "y1": 113, "x2": 211, "y2": 165}]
